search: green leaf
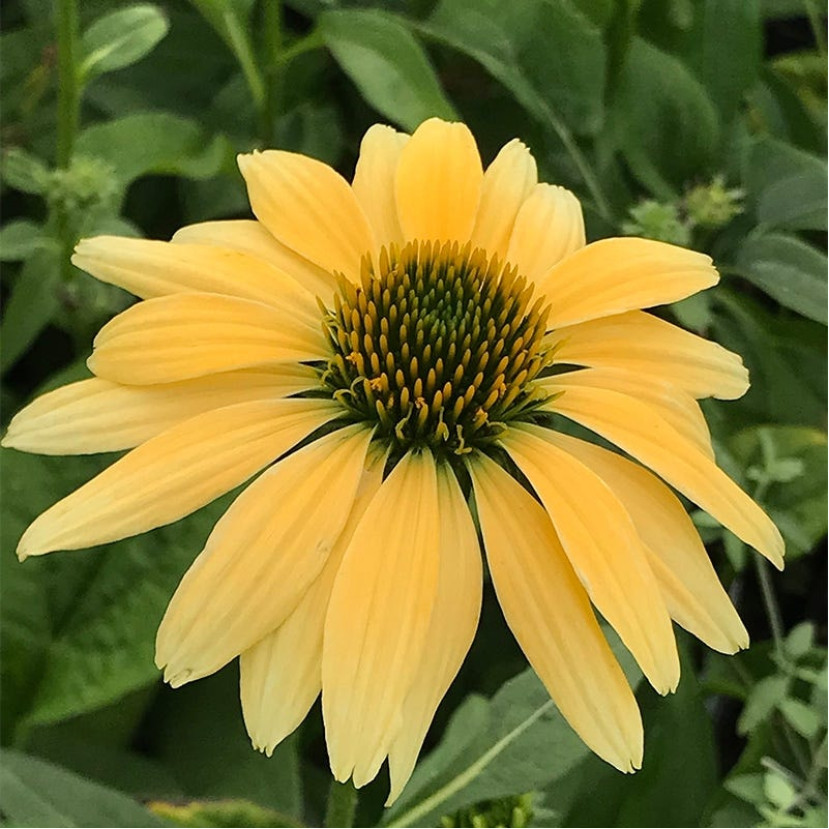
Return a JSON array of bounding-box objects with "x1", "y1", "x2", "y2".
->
[
  {"x1": 75, "y1": 112, "x2": 231, "y2": 187},
  {"x1": 1, "y1": 147, "x2": 51, "y2": 195},
  {"x1": 150, "y1": 798, "x2": 302, "y2": 828},
  {"x1": 757, "y1": 169, "x2": 828, "y2": 232},
  {"x1": 764, "y1": 771, "x2": 798, "y2": 811},
  {"x1": 423, "y1": 0, "x2": 606, "y2": 136},
  {"x1": 737, "y1": 674, "x2": 789, "y2": 734},
  {"x1": 80, "y1": 4, "x2": 170, "y2": 81},
  {"x1": 735, "y1": 233, "x2": 827, "y2": 324},
  {"x1": 385, "y1": 630, "x2": 641, "y2": 827},
  {"x1": 700, "y1": 0, "x2": 762, "y2": 123},
  {"x1": 0, "y1": 247, "x2": 61, "y2": 376},
  {"x1": 778, "y1": 697, "x2": 821, "y2": 738},
  {"x1": 0, "y1": 219, "x2": 49, "y2": 261},
  {"x1": 319, "y1": 9, "x2": 456, "y2": 132},
  {"x1": 785, "y1": 623, "x2": 816, "y2": 660},
  {"x1": 0, "y1": 750, "x2": 166, "y2": 827},
  {"x1": 611, "y1": 37, "x2": 719, "y2": 196}
]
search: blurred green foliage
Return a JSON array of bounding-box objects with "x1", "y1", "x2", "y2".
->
[{"x1": 0, "y1": 0, "x2": 826, "y2": 826}]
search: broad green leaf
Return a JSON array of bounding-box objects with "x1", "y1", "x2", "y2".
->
[
  {"x1": 75, "y1": 112, "x2": 231, "y2": 186},
  {"x1": 764, "y1": 771, "x2": 798, "y2": 811},
  {"x1": 149, "y1": 798, "x2": 303, "y2": 828},
  {"x1": 80, "y1": 4, "x2": 169, "y2": 81},
  {"x1": 785, "y1": 623, "x2": 816, "y2": 660},
  {"x1": 778, "y1": 697, "x2": 821, "y2": 738},
  {"x1": 319, "y1": 9, "x2": 456, "y2": 132},
  {"x1": 611, "y1": 37, "x2": 719, "y2": 195},
  {"x1": 424, "y1": 0, "x2": 605, "y2": 135},
  {"x1": 757, "y1": 169, "x2": 828, "y2": 231},
  {"x1": 0, "y1": 219, "x2": 49, "y2": 261},
  {"x1": 0, "y1": 750, "x2": 165, "y2": 827},
  {"x1": 743, "y1": 135, "x2": 827, "y2": 204},
  {"x1": 0, "y1": 247, "x2": 61, "y2": 376},
  {"x1": 700, "y1": 0, "x2": 762, "y2": 122},
  {"x1": 385, "y1": 630, "x2": 641, "y2": 827},
  {"x1": 1, "y1": 147, "x2": 51, "y2": 195},
  {"x1": 737, "y1": 674, "x2": 789, "y2": 734},
  {"x1": 735, "y1": 233, "x2": 827, "y2": 324}
]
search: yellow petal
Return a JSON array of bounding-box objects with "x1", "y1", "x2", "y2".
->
[
  {"x1": 395, "y1": 118, "x2": 483, "y2": 244},
  {"x1": 322, "y1": 450, "x2": 441, "y2": 787},
  {"x1": 88, "y1": 293, "x2": 326, "y2": 385},
  {"x1": 352, "y1": 125, "x2": 409, "y2": 248},
  {"x1": 505, "y1": 184, "x2": 585, "y2": 281},
  {"x1": 156, "y1": 425, "x2": 374, "y2": 687},
  {"x1": 545, "y1": 433, "x2": 748, "y2": 654},
  {"x1": 240, "y1": 447, "x2": 386, "y2": 756},
  {"x1": 386, "y1": 463, "x2": 482, "y2": 804},
  {"x1": 539, "y1": 238, "x2": 718, "y2": 328},
  {"x1": 552, "y1": 384, "x2": 784, "y2": 567},
  {"x1": 16, "y1": 398, "x2": 338, "y2": 558},
  {"x1": 547, "y1": 311, "x2": 749, "y2": 400},
  {"x1": 502, "y1": 425, "x2": 680, "y2": 694},
  {"x1": 171, "y1": 220, "x2": 338, "y2": 299},
  {"x1": 469, "y1": 453, "x2": 643, "y2": 772},
  {"x1": 2, "y1": 367, "x2": 318, "y2": 455},
  {"x1": 72, "y1": 236, "x2": 318, "y2": 323},
  {"x1": 540, "y1": 368, "x2": 713, "y2": 459},
  {"x1": 238, "y1": 150, "x2": 375, "y2": 282},
  {"x1": 469, "y1": 139, "x2": 537, "y2": 262}
]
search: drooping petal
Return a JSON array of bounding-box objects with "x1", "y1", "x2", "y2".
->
[
  {"x1": 502, "y1": 425, "x2": 680, "y2": 695},
  {"x1": 88, "y1": 293, "x2": 326, "y2": 385},
  {"x1": 395, "y1": 119, "x2": 483, "y2": 244},
  {"x1": 547, "y1": 311, "x2": 749, "y2": 400},
  {"x1": 552, "y1": 384, "x2": 785, "y2": 568},
  {"x1": 2, "y1": 367, "x2": 318, "y2": 455},
  {"x1": 171, "y1": 220, "x2": 337, "y2": 298},
  {"x1": 505, "y1": 184, "x2": 585, "y2": 281},
  {"x1": 16, "y1": 398, "x2": 339, "y2": 558},
  {"x1": 386, "y1": 463, "x2": 482, "y2": 804},
  {"x1": 72, "y1": 236, "x2": 318, "y2": 322},
  {"x1": 538, "y1": 238, "x2": 717, "y2": 328},
  {"x1": 238, "y1": 150, "x2": 376, "y2": 282},
  {"x1": 540, "y1": 368, "x2": 713, "y2": 459},
  {"x1": 351, "y1": 125, "x2": 409, "y2": 249},
  {"x1": 240, "y1": 447, "x2": 387, "y2": 756},
  {"x1": 469, "y1": 453, "x2": 643, "y2": 772},
  {"x1": 156, "y1": 425, "x2": 374, "y2": 687},
  {"x1": 469, "y1": 139, "x2": 537, "y2": 262},
  {"x1": 323, "y1": 450, "x2": 441, "y2": 787},
  {"x1": 544, "y1": 433, "x2": 748, "y2": 654}
]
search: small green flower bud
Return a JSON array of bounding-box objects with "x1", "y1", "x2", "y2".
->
[
  {"x1": 685, "y1": 175, "x2": 744, "y2": 229},
  {"x1": 622, "y1": 199, "x2": 691, "y2": 246}
]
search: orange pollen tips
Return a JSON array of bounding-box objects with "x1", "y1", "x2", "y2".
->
[{"x1": 320, "y1": 240, "x2": 553, "y2": 455}]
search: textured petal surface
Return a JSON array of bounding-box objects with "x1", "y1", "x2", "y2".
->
[
  {"x1": 171, "y1": 220, "x2": 337, "y2": 298},
  {"x1": 546, "y1": 434, "x2": 748, "y2": 654},
  {"x1": 540, "y1": 368, "x2": 713, "y2": 459},
  {"x1": 352, "y1": 125, "x2": 409, "y2": 249},
  {"x1": 2, "y1": 367, "x2": 317, "y2": 454},
  {"x1": 552, "y1": 385, "x2": 785, "y2": 568},
  {"x1": 469, "y1": 139, "x2": 537, "y2": 263},
  {"x1": 72, "y1": 236, "x2": 318, "y2": 322},
  {"x1": 538, "y1": 238, "x2": 717, "y2": 328},
  {"x1": 505, "y1": 184, "x2": 585, "y2": 281},
  {"x1": 323, "y1": 450, "x2": 441, "y2": 787},
  {"x1": 470, "y1": 453, "x2": 643, "y2": 772},
  {"x1": 240, "y1": 448, "x2": 387, "y2": 756},
  {"x1": 395, "y1": 119, "x2": 483, "y2": 244},
  {"x1": 16, "y1": 398, "x2": 338, "y2": 557},
  {"x1": 386, "y1": 464, "x2": 482, "y2": 804},
  {"x1": 156, "y1": 425, "x2": 373, "y2": 687},
  {"x1": 88, "y1": 293, "x2": 326, "y2": 385},
  {"x1": 547, "y1": 311, "x2": 749, "y2": 400},
  {"x1": 503, "y1": 425, "x2": 680, "y2": 694},
  {"x1": 238, "y1": 150, "x2": 375, "y2": 281}
]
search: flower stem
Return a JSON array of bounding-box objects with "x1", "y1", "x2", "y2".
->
[
  {"x1": 55, "y1": 0, "x2": 80, "y2": 168},
  {"x1": 753, "y1": 555, "x2": 784, "y2": 651},
  {"x1": 325, "y1": 780, "x2": 357, "y2": 828},
  {"x1": 261, "y1": 0, "x2": 284, "y2": 145}
]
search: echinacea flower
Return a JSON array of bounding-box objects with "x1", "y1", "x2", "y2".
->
[{"x1": 4, "y1": 118, "x2": 784, "y2": 803}]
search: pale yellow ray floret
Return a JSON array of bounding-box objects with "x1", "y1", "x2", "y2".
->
[
  {"x1": 502, "y1": 425, "x2": 681, "y2": 696},
  {"x1": 469, "y1": 453, "x2": 644, "y2": 774}
]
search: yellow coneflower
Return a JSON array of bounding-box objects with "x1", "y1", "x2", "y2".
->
[{"x1": 4, "y1": 118, "x2": 784, "y2": 803}]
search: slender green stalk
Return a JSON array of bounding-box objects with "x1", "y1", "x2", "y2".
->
[
  {"x1": 223, "y1": 8, "x2": 266, "y2": 114},
  {"x1": 325, "y1": 780, "x2": 357, "y2": 828},
  {"x1": 261, "y1": 0, "x2": 284, "y2": 145},
  {"x1": 753, "y1": 555, "x2": 785, "y2": 650},
  {"x1": 55, "y1": 0, "x2": 80, "y2": 168}
]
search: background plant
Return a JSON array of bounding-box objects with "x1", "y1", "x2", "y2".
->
[{"x1": 1, "y1": 1, "x2": 826, "y2": 826}]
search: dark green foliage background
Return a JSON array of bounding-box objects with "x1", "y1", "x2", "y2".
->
[{"x1": 0, "y1": 1, "x2": 826, "y2": 826}]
